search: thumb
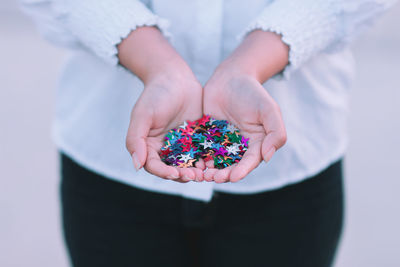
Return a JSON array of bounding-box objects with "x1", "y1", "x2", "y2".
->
[
  {"x1": 261, "y1": 131, "x2": 285, "y2": 163},
  {"x1": 125, "y1": 109, "x2": 151, "y2": 171},
  {"x1": 260, "y1": 107, "x2": 287, "y2": 163}
]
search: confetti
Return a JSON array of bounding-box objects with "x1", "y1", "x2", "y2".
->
[{"x1": 160, "y1": 115, "x2": 248, "y2": 169}]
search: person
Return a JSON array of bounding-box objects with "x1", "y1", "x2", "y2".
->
[{"x1": 20, "y1": 0, "x2": 395, "y2": 266}]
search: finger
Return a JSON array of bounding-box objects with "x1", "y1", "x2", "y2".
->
[
  {"x1": 192, "y1": 167, "x2": 204, "y2": 182},
  {"x1": 179, "y1": 167, "x2": 195, "y2": 182},
  {"x1": 261, "y1": 130, "x2": 286, "y2": 163},
  {"x1": 260, "y1": 105, "x2": 287, "y2": 163},
  {"x1": 195, "y1": 158, "x2": 206, "y2": 170},
  {"x1": 205, "y1": 160, "x2": 214, "y2": 168},
  {"x1": 173, "y1": 178, "x2": 190, "y2": 183},
  {"x1": 144, "y1": 146, "x2": 180, "y2": 179},
  {"x1": 126, "y1": 109, "x2": 152, "y2": 171},
  {"x1": 204, "y1": 168, "x2": 218, "y2": 182},
  {"x1": 229, "y1": 140, "x2": 262, "y2": 183},
  {"x1": 214, "y1": 165, "x2": 234, "y2": 184}
]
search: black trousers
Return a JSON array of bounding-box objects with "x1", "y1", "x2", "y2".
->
[{"x1": 60, "y1": 152, "x2": 344, "y2": 267}]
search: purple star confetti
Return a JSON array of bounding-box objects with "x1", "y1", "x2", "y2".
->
[{"x1": 160, "y1": 115, "x2": 249, "y2": 169}]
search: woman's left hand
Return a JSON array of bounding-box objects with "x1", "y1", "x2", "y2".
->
[
  {"x1": 202, "y1": 30, "x2": 290, "y2": 183},
  {"x1": 203, "y1": 69, "x2": 287, "y2": 183}
]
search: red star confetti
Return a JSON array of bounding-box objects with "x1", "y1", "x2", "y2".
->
[{"x1": 160, "y1": 115, "x2": 249, "y2": 169}]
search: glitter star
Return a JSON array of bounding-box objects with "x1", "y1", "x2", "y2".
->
[
  {"x1": 160, "y1": 148, "x2": 172, "y2": 157},
  {"x1": 232, "y1": 143, "x2": 240, "y2": 149},
  {"x1": 179, "y1": 121, "x2": 188, "y2": 129},
  {"x1": 192, "y1": 133, "x2": 203, "y2": 141},
  {"x1": 181, "y1": 127, "x2": 194, "y2": 135},
  {"x1": 226, "y1": 123, "x2": 238, "y2": 133},
  {"x1": 200, "y1": 140, "x2": 213, "y2": 149},
  {"x1": 214, "y1": 147, "x2": 227, "y2": 156},
  {"x1": 181, "y1": 144, "x2": 191, "y2": 152},
  {"x1": 187, "y1": 159, "x2": 197, "y2": 167},
  {"x1": 212, "y1": 142, "x2": 223, "y2": 150},
  {"x1": 168, "y1": 154, "x2": 178, "y2": 160},
  {"x1": 178, "y1": 161, "x2": 191, "y2": 168},
  {"x1": 203, "y1": 154, "x2": 214, "y2": 162},
  {"x1": 226, "y1": 145, "x2": 240, "y2": 155},
  {"x1": 188, "y1": 148, "x2": 198, "y2": 158},
  {"x1": 197, "y1": 115, "x2": 210, "y2": 127},
  {"x1": 228, "y1": 133, "x2": 241, "y2": 143},
  {"x1": 160, "y1": 115, "x2": 248, "y2": 169},
  {"x1": 241, "y1": 136, "x2": 249, "y2": 147},
  {"x1": 187, "y1": 120, "x2": 197, "y2": 128},
  {"x1": 179, "y1": 153, "x2": 192, "y2": 163},
  {"x1": 168, "y1": 134, "x2": 179, "y2": 145}
]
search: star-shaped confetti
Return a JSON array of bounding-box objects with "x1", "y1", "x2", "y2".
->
[
  {"x1": 200, "y1": 139, "x2": 213, "y2": 149},
  {"x1": 179, "y1": 153, "x2": 192, "y2": 163},
  {"x1": 159, "y1": 115, "x2": 249, "y2": 169},
  {"x1": 226, "y1": 144, "x2": 240, "y2": 155},
  {"x1": 226, "y1": 123, "x2": 238, "y2": 133}
]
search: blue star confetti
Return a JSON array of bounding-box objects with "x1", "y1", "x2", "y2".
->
[{"x1": 160, "y1": 115, "x2": 248, "y2": 169}]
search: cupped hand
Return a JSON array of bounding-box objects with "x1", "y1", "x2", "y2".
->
[
  {"x1": 125, "y1": 71, "x2": 205, "y2": 183},
  {"x1": 120, "y1": 28, "x2": 288, "y2": 183},
  {"x1": 203, "y1": 68, "x2": 287, "y2": 183},
  {"x1": 202, "y1": 30, "x2": 289, "y2": 183},
  {"x1": 118, "y1": 26, "x2": 205, "y2": 183}
]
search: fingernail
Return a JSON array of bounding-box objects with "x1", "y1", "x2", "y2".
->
[
  {"x1": 264, "y1": 147, "x2": 276, "y2": 163},
  {"x1": 132, "y1": 152, "x2": 141, "y2": 171},
  {"x1": 167, "y1": 174, "x2": 179, "y2": 179}
]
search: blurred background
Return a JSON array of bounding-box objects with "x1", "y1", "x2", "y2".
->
[{"x1": 1, "y1": 1, "x2": 399, "y2": 266}]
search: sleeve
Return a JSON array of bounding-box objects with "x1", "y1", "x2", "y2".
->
[
  {"x1": 239, "y1": 0, "x2": 398, "y2": 80},
  {"x1": 18, "y1": 0, "x2": 171, "y2": 65}
]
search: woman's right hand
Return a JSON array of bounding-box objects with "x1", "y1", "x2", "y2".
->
[{"x1": 118, "y1": 27, "x2": 204, "y2": 183}]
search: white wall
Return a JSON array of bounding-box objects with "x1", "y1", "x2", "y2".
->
[{"x1": 0, "y1": 1, "x2": 399, "y2": 266}]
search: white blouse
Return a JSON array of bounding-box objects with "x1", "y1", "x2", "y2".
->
[{"x1": 20, "y1": 0, "x2": 395, "y2": 202}]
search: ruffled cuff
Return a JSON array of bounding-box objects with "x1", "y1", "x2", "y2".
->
[
  {"x1": 55, "y1": 0, "x2": 171, "y2": 66},
  {"x1": 239, "y1": 0, "x2": 394, "y2": 80},
  {"x1": 239, "y1": 0, "x2": 337, "y2": 80}
]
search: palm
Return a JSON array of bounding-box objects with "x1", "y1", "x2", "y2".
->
[
  {"x1": 203, "y1": 75, "x2": 286, "y2": 183},
  {"x1": 126, "y1": 78, "x2": 204, "y2": 182}
]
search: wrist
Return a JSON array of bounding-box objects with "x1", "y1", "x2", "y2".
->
[
  {"x1": 143, "y1": 61, "x2": 201, "y2": 97},
  {"x1": 144, "y1": 55, "x2": 194, "y2": 84},
  {"x1": 215, "y1": 58, "x2": 257, "y2": 81},
  {"x1": 145, "y1": 66, "x2": 199, "y2": 90},
  {"x1": 206, "y1": 61, "x2": 258, "y2": 101},
  {"x1": 117, "y1": 26, "x2": 193, "y2": 84},
  {"x1": 222, "y1": 30, "x2": 289, "y2": 84}
]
